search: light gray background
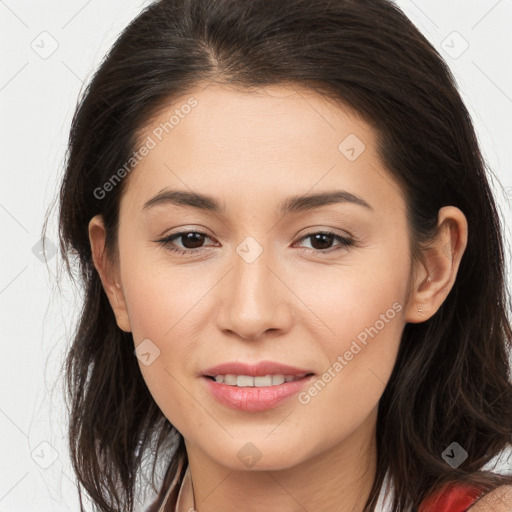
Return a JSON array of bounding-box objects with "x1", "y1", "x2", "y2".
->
[{"x1": 1, "y1": 1, "x2": 511, "y2": 510}]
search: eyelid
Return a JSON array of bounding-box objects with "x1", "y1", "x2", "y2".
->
[
  {"x1": 293, "y1": 230, "x2": 355, "y2": 254},
  {"x1": 157, "y1": 224, "x2": 214, "y2": 239},
  {"x1": 156, "y1": 230, "x2": 216, "y2": 251}
]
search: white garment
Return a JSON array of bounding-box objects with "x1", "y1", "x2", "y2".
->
[
  {"x1": 374, "y1": 469, "x2": 395, "y2": 512},
  {"x1": 156, "y1": 455, "x2": 187, "y2": 512}
]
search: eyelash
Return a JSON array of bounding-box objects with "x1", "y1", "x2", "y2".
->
[{"x1": 156, "y1": 230, "x2": 355, "y2": 256}]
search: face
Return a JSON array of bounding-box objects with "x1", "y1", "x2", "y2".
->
[{"x1": 99, "y1": 83, "x2": 416, "y2": 471}]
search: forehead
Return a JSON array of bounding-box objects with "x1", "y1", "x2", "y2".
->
[
  {"x1": 121, "y1": 83, "x2": 404, "y2": 215},
  {"x1": 138, "y1": 82, "x2": 371, "y2": 158}
]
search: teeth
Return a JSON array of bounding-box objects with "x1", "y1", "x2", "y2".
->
[
  {"x1": 212, "y1": 374, "x2": 307, "y2": 387},
  {"x1": 237, "y1": 375, "x2": 254, "y2": 387},
  {"x1": 272, "y1": 374, "x2": 286, "y2": 385}
]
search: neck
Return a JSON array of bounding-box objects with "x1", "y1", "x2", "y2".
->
[{"x1": 181, "y1": 407, "x2": 378, "y2": 512}]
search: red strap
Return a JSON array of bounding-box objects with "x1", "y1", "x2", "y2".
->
[{"x1": 418, "y1": 483, "x2": 485, "y2": 512}]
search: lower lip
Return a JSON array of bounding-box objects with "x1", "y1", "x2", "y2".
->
[{"x1": 202, "y1": 375, "x2": 315, "y2": 412}]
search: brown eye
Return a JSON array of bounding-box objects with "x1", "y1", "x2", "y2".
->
[
  {"x1": 157, "y1": 230, "x2": 215, "y2": 255},
  {"x1": 296, "y1": 231, "x2": 355, "y2": 254},
  {"x1": 309, "y1": 233, "x2": 336, "y2": 250},
  {"x1": 176, "y1": 232, "x2": 207, "y2": 249}
]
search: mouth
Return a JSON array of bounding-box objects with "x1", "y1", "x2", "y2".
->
[
  {"x1": 202, "y1": 373, "x2": 316, "y2": 412},
  {"x1": 204, "y1": 373, "x2": 315, "y2": 387}
]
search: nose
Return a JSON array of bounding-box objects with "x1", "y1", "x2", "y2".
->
[{"x1": 215, "y1": 242, "x2": 293, "y2": 340}]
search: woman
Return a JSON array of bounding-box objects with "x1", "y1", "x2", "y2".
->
[{"x1": 49, "y1": 0, "x2": 512, "y2": 510}]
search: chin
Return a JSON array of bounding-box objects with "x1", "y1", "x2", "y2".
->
[{"x1": 209, "y1": 442, "x2": 309, "y2": 472}]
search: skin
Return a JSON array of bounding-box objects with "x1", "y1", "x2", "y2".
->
[
  {"x1": 89, "y1": 83, "x2": 469, "y2": 512},
  {"x1": 470, "y1": 485, "x2": 512, "y2": 511}
]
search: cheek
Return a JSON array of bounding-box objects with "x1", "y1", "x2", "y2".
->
[
  {"x1": 318, "y1": 271, "x2": 406, "y2": 360},
  {"x1": 294, "y1": 274, "x2": 406, "y2": 446},
  {"x1": 121, "y1": 265, "x2": 203, "y2": 431},
  {"x1": 118, "y1": 246, "x2": 218, "y2": 426},
  {"x1": 300, "y1": 241, "x2": 409, "y2": 350},
  {"x1": 296, "y1": 240, "x2": 409, "y2": 406},
  {"x1": 120, "y1": 245, "x2": 208, "y2": 343}
]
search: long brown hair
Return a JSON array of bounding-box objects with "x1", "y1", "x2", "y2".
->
[{"x1": 45, "y1": 0, "x2": 512, "y2": 510}]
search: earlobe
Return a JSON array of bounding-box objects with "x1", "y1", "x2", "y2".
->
[
  {"x1": 88, "y1": 215, "x2": 132, "y2": 332},
  {"x1": 405, "y1": 206, "x2": 468, "y2": 324}
]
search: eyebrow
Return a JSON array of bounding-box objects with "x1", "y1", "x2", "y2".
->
[{"x1": 142, "y1": 188, "x2": 373, "y2": 214}]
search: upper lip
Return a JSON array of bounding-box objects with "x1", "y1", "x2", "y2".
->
[{"x1": 201, "y1": 361, "x2": 315, "y2": 377}]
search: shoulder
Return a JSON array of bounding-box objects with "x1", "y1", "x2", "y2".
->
[{"x1": 468, "y1": 485, "x2": 512, "y2": 511}]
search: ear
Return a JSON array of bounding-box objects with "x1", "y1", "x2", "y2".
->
[
  {"x1": 404, "y1": 206, "x2": 468, "y2": 323},
  {"x1": 88, "y1": 214, "x2": 132, "y2": 332}
]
